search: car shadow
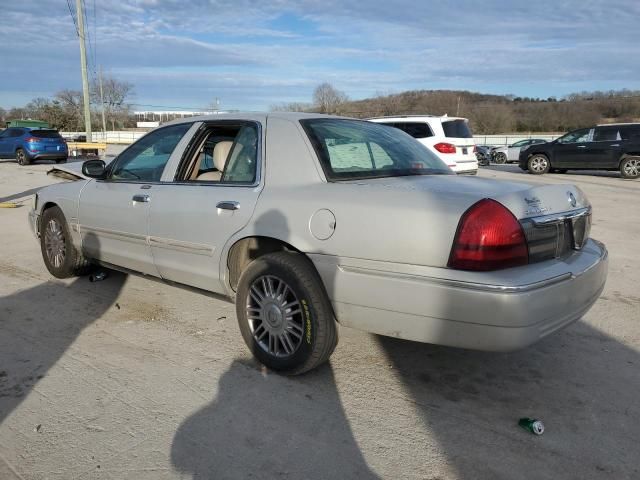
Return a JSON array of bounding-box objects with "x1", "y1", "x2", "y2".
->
[
  {"x1": 376, "y1": 319, "x2": 639, "y2": 478},
  {"x1": 171, "y1": 360, "x2": 379, "y2": 479},
  {"x1": 0, "y1": 187, "x2": 41, "y2": 204},
  {"x1": 171, "y1": 208, "x2": 379, "y2": 479},
  {"x1": 0, "y1": 271, "x2": 126, "y2": 427}
]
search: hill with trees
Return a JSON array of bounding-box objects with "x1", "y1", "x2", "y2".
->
[{"x1": 274, "y1": 84, "x2": 640, "y2": 134}]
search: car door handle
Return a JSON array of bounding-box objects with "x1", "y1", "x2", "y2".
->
[
  {"x1": 577, "y1": 145, "x2": 587, "y2": 148},
  {"x1": 132, "y1": 194, "x2": 150, "y2": 203},
  {"x1": 216, "y1": 201, "x2": 240, "y2": 211},
  {"x1": 611, "y1": 144, "x2": 620, "y2": 147}
]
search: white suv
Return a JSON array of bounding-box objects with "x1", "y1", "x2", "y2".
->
[{"x1": 368, "y1": 115, "x2": 478, "y2": 174}]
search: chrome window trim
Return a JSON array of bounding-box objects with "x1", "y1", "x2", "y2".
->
[
  {"x1": 96, "y1": 120, "x2": 263, "y2": 189},
  {"x1": 170, "y1": 119, "x2": 264, "y2": 189},
  {"x1": 102, "y1": 121, "x2": 195, "y2": 183}
]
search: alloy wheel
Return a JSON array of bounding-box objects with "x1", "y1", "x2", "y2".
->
[
  {"x1": 44, "y1": 219, "x2": 66, "y2": 268},
  {"x1": 623, "y1": 158, "x2": 640, "y2": 177},
  {"x1": 530, "y1": 157, "x2": 548, "y2": 173},
  {"x1": 246, "y1": 275, "x2": 304, "y2": 358}
]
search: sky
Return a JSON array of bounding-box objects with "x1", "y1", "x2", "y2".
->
[{"x1": 1, "y1": 0, "x2": 639, "y2": 111}]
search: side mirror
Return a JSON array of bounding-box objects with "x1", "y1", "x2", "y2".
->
[{"x1": 82, "y1": 159, "x2": 107, "y2": 178}]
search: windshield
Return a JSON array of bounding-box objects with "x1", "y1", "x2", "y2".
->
[{"x1": 301, "y1": 118, "x2": 451, "y2": 181}]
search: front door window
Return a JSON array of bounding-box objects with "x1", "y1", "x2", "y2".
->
[{"x1": 110, "y1": 123, "x2": 191, "y2": 182}]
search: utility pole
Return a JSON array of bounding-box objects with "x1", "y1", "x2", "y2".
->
[
  {"x1": 99, "y1": 65, "x2": 107, "y2": 135},
  {"x1": 76, "y1": 0, "x2": 92, "y2": 142},
  {"x1": 456, "y1": 96, "x2": 461, "y2": 116}
]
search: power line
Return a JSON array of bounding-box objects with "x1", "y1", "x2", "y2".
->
[
  {"x1": 65, "y1": 0, "x2": 80, "y2": 37},
  {"x1": 81, "y1": 0, "x2": 97, "y2": 77}
]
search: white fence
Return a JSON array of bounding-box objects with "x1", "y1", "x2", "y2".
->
[
  {"x1": 61, "y1": 131, "x2": 146, "y2": 144},
  {"x1": 61, "y1": 131, "x2": 562, "y2": 147},
  {"x1": 473, "y1": 134, "x2": 560, "y2": 146}
]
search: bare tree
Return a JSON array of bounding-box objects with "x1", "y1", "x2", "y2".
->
[
  {"x1": 269, "y1": 102, "x2": 312, "y2": 112},
  {"x1": 90, "y1": 75, "x2": 134, "y2": 130},
  {"x1": 312, "y1": 82, "x2": 349, "y2": 114}
]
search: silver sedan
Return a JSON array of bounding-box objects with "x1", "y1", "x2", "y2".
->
[{"x1": 29, "y1": 113, "x2": 607, "y2": 374}]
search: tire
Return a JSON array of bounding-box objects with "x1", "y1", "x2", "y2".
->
[
  {"x1": 40, "y1": 206, "x2": 92, "y2": 278},
  {"x1": 620, "y1": 156, "x2": 640, "y2": 179},
  {"x1": 527, "y1": 154, "x2": 550, "y2": 175},
  {"x1": 236, "y1": 251, "x2": 338, "y2": 375},
  {"x1": 16, "y1": 148, "x2": 30, "y2": 166},
  {"x1": 494, "y1": 152, "x2": 507, "y2": 164}
]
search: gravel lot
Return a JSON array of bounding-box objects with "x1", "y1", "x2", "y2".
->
[{"x1": 1, "y1": 155, "x2": 638, "y2": 479}]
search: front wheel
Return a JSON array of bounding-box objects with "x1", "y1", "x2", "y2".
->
[
  {"x1": 16, "y1": 148, "x2": 30, "y2": 166},
  {"x1": 620, "y1": 156, "x2": 640, "y2": 179},
  {"x1": 236, "y1": 252, "x2": 338, "y2": 375},
  {"x1": 527, "y1": 154, "x2": 550, "y2": 175},
  {"x1": 40, "y1": 206, "x2": 92, "y2": 278}
]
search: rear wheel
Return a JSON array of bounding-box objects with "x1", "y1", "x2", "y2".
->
[
  {"x1": 236, "y1": 251, "x2": 337, "y2": 375},
  {"x1": 40, "y1": 206, "x2": 91, "y2": 278},
  {"x1": 16, "y1": 148, "x2": 30, "y2": 166},
  {"x1": 494, "y1": 152, "x2": 507, "y2": 164},
  {"x1": 620, "y1": 156, "x2": 640, "y2": 179},
  {"x1": 527, "y1": 154, "x2": 550, "y2": 175}
]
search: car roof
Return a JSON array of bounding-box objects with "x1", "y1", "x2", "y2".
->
[
  {"x1": 163, "y1": 111, "x2": 357, "y2": 126},
  {"x1": 367, "y1": 115, "x2": 469, "y2": 123},
  {"x1": 596, "y1": 122, "x2": 640, "y2": 127}
]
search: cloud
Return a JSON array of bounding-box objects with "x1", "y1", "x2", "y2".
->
[{"x1": 0, "y1": 0, "x2": 639, "y2": 109}]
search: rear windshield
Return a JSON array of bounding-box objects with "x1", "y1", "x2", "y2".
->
[
  {"x1": 442, "y1": 119, "x2": 473, "y2": 138},
  {"x1": 301, "y1": 118, "x2": 451, "y2": 181},
  {"x1": 30, "y1": 129, "x2": 62, "y2": 138}
]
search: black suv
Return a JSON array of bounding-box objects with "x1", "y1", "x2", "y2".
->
[{"x1": 518, "y1": 123, "x2": 640, "y2": 179}]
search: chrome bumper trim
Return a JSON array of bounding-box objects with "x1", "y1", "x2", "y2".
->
[{"x1": 338, "y1": 242, "x2": 607, "y2": 294}]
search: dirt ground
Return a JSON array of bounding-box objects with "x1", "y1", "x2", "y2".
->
[{"x1": 1, "y1": 155, "x2": 639, "y2": 480}]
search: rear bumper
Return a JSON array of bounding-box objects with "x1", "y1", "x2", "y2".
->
[
  {"x1": 28, "y1": 152, "x2": 68, "y2": 160},
  {"x1": 450, "y1": 161, "x2": 478, "y2": 175},
  {"x1": 310, "y1": 239, "x2": 608, "y2": 351}
]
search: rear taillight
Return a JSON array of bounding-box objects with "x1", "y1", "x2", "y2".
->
[
  {"x1": 434, "y1": 142, "x2": 456, "y2": 154},
  {"x1": 25, "y1": 137, "x2": 38, "y2": 143},
  {"x1": 448, "y1": 199, "x2": 528, "y2": 271},
  {"x1": 473, "y1": 145, "x2": 478, "y2": 153}
]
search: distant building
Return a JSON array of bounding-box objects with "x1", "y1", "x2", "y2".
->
[{"x1": 133, "y1": 110, "x2": 226, "y2": 123}]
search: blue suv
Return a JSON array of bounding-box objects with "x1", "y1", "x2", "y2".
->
[{"x1": 0, "y1": 127, "x2": 68, "y2": 165}]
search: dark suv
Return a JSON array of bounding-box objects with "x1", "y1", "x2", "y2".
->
[{"x1": 518, "y1": 123, "x2": 640, "y2": 179}]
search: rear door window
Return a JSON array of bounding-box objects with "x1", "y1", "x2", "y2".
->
[
  {"x1": 620, "y1": 126, "x2": 640, "y2": 141},
  {"x1": 593, "y1": 127, "x2": 621, "y2": 142},
  {"x1": 395, "y1": 122, "x2": 433, "y2": 139},
  {"x1": 442, "y1": 120, "x2": 472, "y2": 138}
]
